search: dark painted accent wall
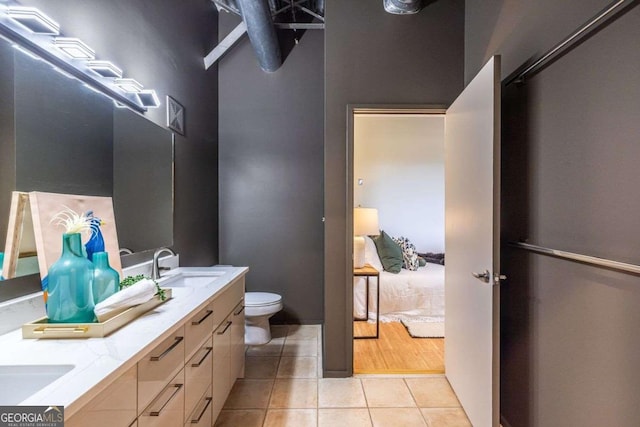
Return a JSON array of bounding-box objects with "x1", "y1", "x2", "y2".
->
[
  {"x1": 324, "y1": 0, "x2": 464, "y2": 376},
  {"x1": 0, "y1": 42, "x2": 16, "y2": 249},
  {"x1": 467, "y1": 1, "x2": 640, "y2": 425},
  {"x1": 218, "y1": 15, "x2": 324, "y2": 323},
  {"x1": 15, "y1": 0, "x2": 219, "y2": 266}
]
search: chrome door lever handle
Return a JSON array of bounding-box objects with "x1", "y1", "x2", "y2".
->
[{"x1": 472, "y1": 270, "x2": 491, "y2": 283}]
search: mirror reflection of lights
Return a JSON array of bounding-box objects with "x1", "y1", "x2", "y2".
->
[
  {"x1": 115, "y1": 78, "x2": 144, "y2": 93},
  {"x1": 87, "y1": 60, "x2": 123, "y2": 78},
  {"x1": 53, "y1": 37, "x2": 95, "y2": 60}
]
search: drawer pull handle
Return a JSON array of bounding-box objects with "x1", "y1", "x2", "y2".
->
[
  {"x1": 192, "y1": 310, "x2": 213, "y2": 325},
  {"x1": 149, "y1": 383, "x2": 183, "y2": 416},
  {"x1": 150, "y1": 336, "x2": 184, "y2": 361},
  {"x1": 191, "y1": 346, "x2": 213, "y2": 367},
  {"x1": 233, "y1": 305, "x2": 245, "y2": 316},
  {"x1": 191, "y1": 397, "x2": 213, "y2": 424},
  {"x1": 216, "y1": 320, "x2": 232, "y2": 335}
]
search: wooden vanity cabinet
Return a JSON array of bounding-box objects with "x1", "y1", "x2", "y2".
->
[
  {"x1": 67, "y1": 274, "x2": 245, "y2": 426},
  {"x1": 65, "y1": 365, "x2": 137, "y2": 427}
]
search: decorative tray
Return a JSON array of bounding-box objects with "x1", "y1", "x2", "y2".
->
[{"x1": 22, "y1": 289, "x2": 172, "y2": 339}]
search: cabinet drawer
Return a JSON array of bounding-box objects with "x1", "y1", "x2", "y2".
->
[
  {"x1": 184, "y1": 337, "x2": 213, "y2": 422},
  {"x1": 184, "y1": 304, "x2": 214, "y2": 360},
  {"x1": 138, "y1": 327, "x2": 185, "y2": 414},
  {"x1": 211, "y1": 277, "x2": 244, "y2": 328},
  {"x1": 66, "y1": 365, "x2": 137, "y2": 427},
  {"x1": 185, "y1": 386, "x2": 212, "y2": 427},
  {"x1": 138, "y1": 369, "x2": 184, "y2": 427}
]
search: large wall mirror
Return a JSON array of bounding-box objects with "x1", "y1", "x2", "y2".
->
[{"x1": 0, "y1": 36, "x2": 174, "y2": 296}]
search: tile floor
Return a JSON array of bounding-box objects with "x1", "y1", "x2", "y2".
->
[{"x1": 215, "y1": 325, "x2": 471, "y2": 427}]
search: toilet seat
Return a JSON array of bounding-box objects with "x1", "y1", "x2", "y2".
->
[{"x1": 245, "y1": 292, "x2": 282, "y2": 307}]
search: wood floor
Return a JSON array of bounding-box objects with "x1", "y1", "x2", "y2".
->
[{"x1": 353, "y1": 321, "x2": 445, "y2": 374}]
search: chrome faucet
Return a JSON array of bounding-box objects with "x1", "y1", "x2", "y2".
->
[{"x1": 152, "y1": 247, "x2": 176, "y2": 280}]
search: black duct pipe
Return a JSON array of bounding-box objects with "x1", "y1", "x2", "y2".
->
[
  {"x1": 383, "y1": 0, "x2": 423, "y2": 14},
  {"x1": 236, "y1": 0, "x2": 282, "y2": 72}
]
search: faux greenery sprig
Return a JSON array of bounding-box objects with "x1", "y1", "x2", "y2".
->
[{"x1": 120, "y1": 274, "x2": 167, "y2": 301}]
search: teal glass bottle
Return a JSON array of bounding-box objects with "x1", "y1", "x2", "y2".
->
[
  {"x1": 92, "y1": 252, "x2": 120, "y2": 304},
  {"x1": 46, "y1": 233, "x2": 95, "y2": 323},
  {"x1": 0, "y1": 252, "x2": 4, "y2": 280}
]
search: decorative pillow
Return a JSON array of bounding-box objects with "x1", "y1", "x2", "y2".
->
[
  {"x1": 364, "y1": 236, "x2": 384, "y2": 271},
  {"x1": 417, "y1": 256, "x2": 427, "y2": 267},
  {"x1": 371, "y1": 231, "x2": 402, "y2": 273},
  {"x1": 392, "y1": 236, "x2": 420, "y2": 271}
]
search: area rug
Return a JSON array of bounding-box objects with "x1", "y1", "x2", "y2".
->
[{"x1": 401, "y1": 319, "x2": 445, "y2": 338}]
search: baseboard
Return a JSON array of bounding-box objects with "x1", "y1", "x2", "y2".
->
[
  {"x1": 500, "y1": 414, "x2": 514, "y2": 427},
  {"x1": 323, "y1": 369, "x2": 350, "y2": 378}
]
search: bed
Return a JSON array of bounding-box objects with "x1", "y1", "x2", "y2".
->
[{"x1": 354, "y1": 236, "x2": 445, "y2": 322}]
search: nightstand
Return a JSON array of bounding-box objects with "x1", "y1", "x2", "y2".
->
[{"x1": 353, "y1": 264, "x2": 380, "y2": 339}]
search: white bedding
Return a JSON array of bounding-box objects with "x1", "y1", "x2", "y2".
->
[{"x1": 354, "y1": 236, "x2": 445, "y2": 322}]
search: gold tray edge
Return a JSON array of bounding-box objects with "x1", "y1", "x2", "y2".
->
[{"x1": 22, "y1": 288, "x2": 173, "y2": 339}]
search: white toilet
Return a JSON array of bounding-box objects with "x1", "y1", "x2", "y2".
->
[{"x1": 244, "y1": 292, "x2": 283, "y2": 345}]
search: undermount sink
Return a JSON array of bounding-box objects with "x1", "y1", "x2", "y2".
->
[
  {"x1": 0, "y1": 364, "x2": 74, "y2": 405},
  {"x1": 160, "y1": 268, "x2": 226, "y2": 288}
]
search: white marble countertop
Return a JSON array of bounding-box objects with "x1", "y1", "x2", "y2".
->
[{"x1": 0, "y1": 265, "x2": 248, "y2": 419}]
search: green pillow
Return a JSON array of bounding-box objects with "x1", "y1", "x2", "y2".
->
[
  {"x1": 418, "y1": 256, "x2": 427, "y2": 267},
  {"x1": 372, "y1": 231, "x2": 402, "y2": 273}
]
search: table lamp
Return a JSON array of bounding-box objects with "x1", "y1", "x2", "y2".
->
[{"x1": 353, "y1": 207, "x2": 379, "y2": 268}]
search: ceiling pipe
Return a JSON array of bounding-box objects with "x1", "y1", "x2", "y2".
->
[
  {"x1": 383, "y1": 0, "x2": 424, "y2": 14},
  {"x1": 236, "y1": 0, "x2": 282, "y2": 72}
]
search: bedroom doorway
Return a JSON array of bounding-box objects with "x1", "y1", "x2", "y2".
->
[{"x1": 351, "y1": 108, "x2": 447, "y2": 374}]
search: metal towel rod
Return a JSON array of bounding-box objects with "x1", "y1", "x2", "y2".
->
[
  {"x1": 510, "y1": 242, "x2": 640, "y2": 275},
  {"x1": 505, "y1": 0, "x2": 636, "y2": 86}
]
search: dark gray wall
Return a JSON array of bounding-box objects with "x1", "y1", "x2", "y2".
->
[
  {"x1": 466, "y1": 1, "x2": 640, "y2": 425},
  {"x1": 0, "y1": 42, "x2": 16, "y2": 249},
  {"x1": 14, "y1": 0, "x2": 219, "y2": 266},
  {"x1": 218, "y1": 15, "x2": 324, "y2": 323},
  {"x1": 324, "y1": 0, "x2": 464, "y2": 376}
]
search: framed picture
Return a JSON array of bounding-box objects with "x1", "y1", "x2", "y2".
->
[{"x1": 166, "y1": 96, "x2": 185, "y2": 135}]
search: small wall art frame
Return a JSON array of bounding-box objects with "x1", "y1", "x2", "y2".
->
[{"x1": 166, "y1": 96, "x2": 185, "y2": 135}]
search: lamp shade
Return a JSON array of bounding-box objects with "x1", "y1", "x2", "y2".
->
[{"x1": 354, "y1": 208, "x2": 379, "y2": 236}]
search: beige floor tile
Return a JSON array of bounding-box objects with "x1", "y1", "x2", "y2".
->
[
  {"x1": 277, "y1": 356, "x2": 318, "y2": 378},
  {"x1": 264, "y1": 409, "x2": 318, "y2": 427},
  {"x1": 319, "y1": 408, "x2": 372, "y2": 427},
  {"x1": 405, "y1": 378, "x2": 461, "y2": 408},
  {"x1": 369, "y1": 408, "x2": 427, "y2": 427},
  {"x1": 244, "y1": 356, "x2": 280, "y2": 379},
  {"x1": 318, "y1": 378, "x2": 367, "y2": 408},
  {"x1": 246, "y1": 337, "x2": 284, "y2": 356},
  {"x1": 420, "y1": 408, "x2": 471, "y2": 426},
  {"x1": 223, "y1": 379, "x2": 274, "y2": 409},
  {"x1": 269, "y1": 379, "x2": 318, "y2": 408},
  {"x1": 282, "y1": 339, "x2": 319, "y2": 357},
  {"x1": 286, "y1": 324, "x2": 320, "y2": 340},
  {"x1": 361, "y1": 378, "x2": 416, "y2": 407},
  {"x1": 214, "y1": 409, "x2": 265, "y2": 427}
]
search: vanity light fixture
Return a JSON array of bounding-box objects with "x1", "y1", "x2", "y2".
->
[
  {"x1": 6, "y1": 6, "x2": 60, "y2": 35},
  {"x1": 86, "y1": 60, "x2": 123, "y2": 78},
  {"x1": 136, "y1": 90, "x2": 160, "y2": 108},
  {"x1": 53, "y1": 37, "x2": 95, "y2": 60},
  {"x1": 115, "y1": 78, "x2": 143, "y2": 93}
]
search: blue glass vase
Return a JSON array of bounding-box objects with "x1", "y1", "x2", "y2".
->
[
  {"x1": 46, "y1": 233, "x2": 95, "y2": 323},
  {"x1": 92, "y1": 252, "x2": 120, "y2": 304}
]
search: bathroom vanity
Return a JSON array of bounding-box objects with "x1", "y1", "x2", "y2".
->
[{"x1": 0, "y1": 264, "x2": 247, "y2": 426}]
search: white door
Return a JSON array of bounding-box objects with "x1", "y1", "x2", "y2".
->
[{"x1": 445, "y1": 56, "x2": 501, "y2": 427}]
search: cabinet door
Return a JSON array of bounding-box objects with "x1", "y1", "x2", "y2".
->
[
  {"x1": 184, "y1": 337, "x2": 213, "y2": 422},
  {"x1": 66, "y1": 365, "x2": 137, "y2": 427},
  {"x1": 230, "y1": 300, "x2": 245, "y2": 381},
  {"x1": 138, "y1": 327, "x2": 185, "y2": 415},
  {"x1": 211, "y1": 316, "x2": 232, "y2": 422},
  {"x1": 138, "y1": 369, "x2": 185, "y2": 427}
]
